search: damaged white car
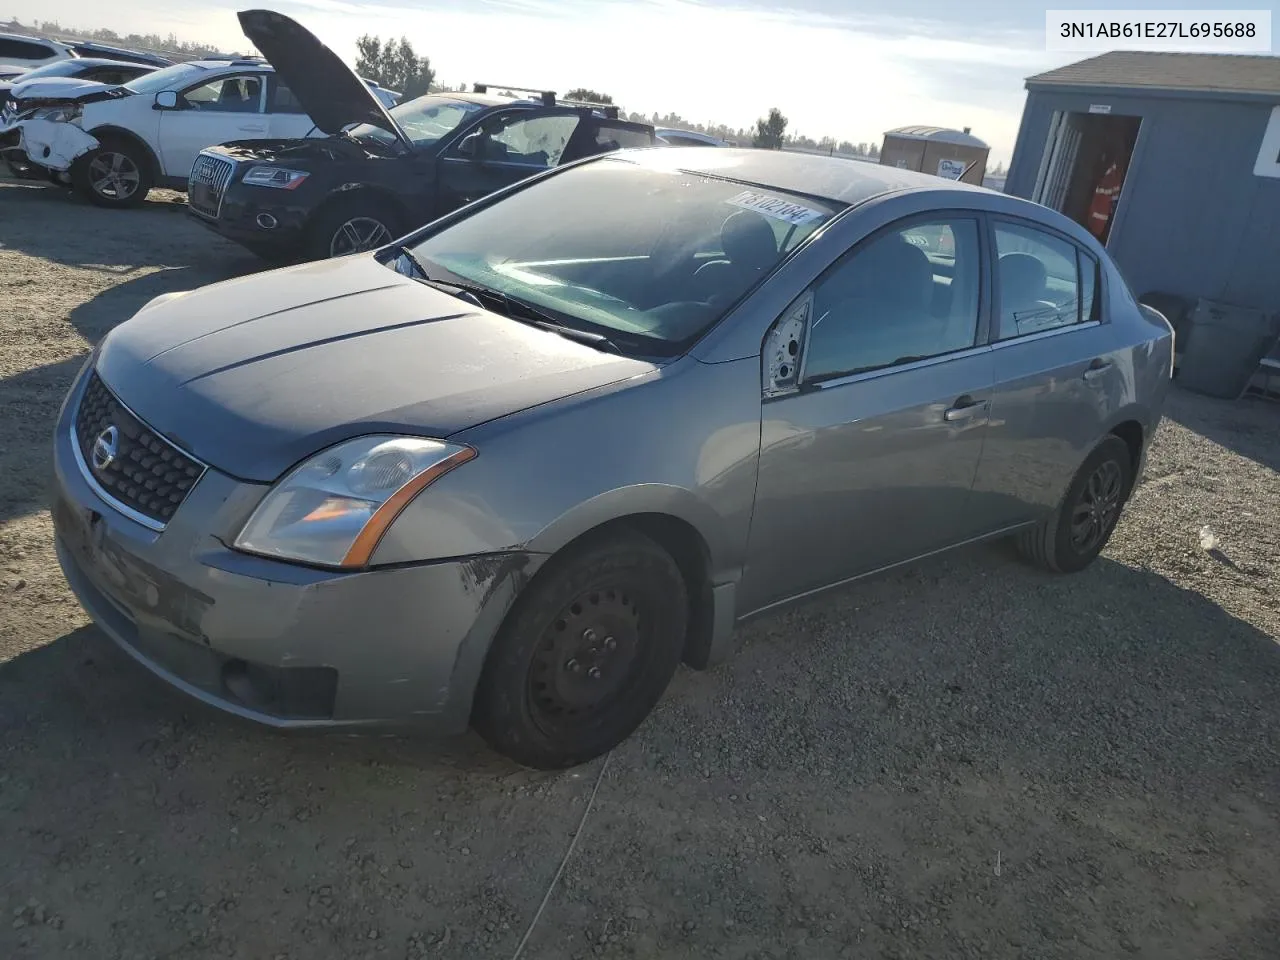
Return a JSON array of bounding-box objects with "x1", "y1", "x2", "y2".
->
[{"x1": 0, "y1": 56, "x2": 329, "y2": 207}]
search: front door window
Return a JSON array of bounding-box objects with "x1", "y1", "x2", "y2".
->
[
  {"x1": 803, "y1": 218, "x2": 982, "y2": 382},
  {"x1": 480, "y1": 114, "x2": 581, "y2": 167}
]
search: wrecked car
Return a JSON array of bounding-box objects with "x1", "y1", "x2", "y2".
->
[
  {"x1": 0, "y1": 55, "x2": 331, "y2": 207},
  {"x1": 187, "y1": 9, "x2": 656, "y2": 262},
  {"x1": 1, "y1": 58, "x2": 160, "y2": 178},
  {"x1": 51, "y1": 144, "x2": 1173, "y2": 768}
]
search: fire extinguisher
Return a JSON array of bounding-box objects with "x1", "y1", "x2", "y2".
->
[{"x1": 1086, "y1": 157, "x2": 1125, "y2": 242}]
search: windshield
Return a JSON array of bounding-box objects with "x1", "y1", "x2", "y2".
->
[
  {"x1": 405, "y1": 158, "x2": 841, "y2": 355},
  {"x1": 347, "y1": 95, "x2": 483, "y2": 149},
  {"x1": 123, "y1": 62, "x2": 208, "y2": 95}
]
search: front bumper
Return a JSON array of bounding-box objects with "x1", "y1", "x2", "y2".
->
[
  {"x1": 6, "y1": 118, "x2": 98, "y2": 172},
  {"x1": 51, "y1": 364, "x2": 540, "y2": 733},
  {"x1": 189, "y1": 182, "x2": 310, "y2": 255}
]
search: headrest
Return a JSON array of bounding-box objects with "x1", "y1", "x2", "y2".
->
[
  {"x1": 720, "y1": 211, "x2": 778, "y2": 269},
  {"x1": 999, "y1": 252, "x2": 1048, "y2": 309}
]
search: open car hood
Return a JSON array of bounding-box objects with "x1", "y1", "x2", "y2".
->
[{"x1": 237, "y1": 9, "x2": 412, "y2": 150}]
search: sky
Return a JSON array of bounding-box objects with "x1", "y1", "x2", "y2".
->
[{"x1": 8, "y1": 0, "x2": 1276, "y2": 164}]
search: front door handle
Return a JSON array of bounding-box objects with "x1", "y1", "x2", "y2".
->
[
  {"x1": 238, "y1": 124, "x2": 266, "y2": 133},
  {"x1": 943, "y1": 395, "x2": 988, "y2": 422},
  {"x1": 1083, "y1": 358, "x2": 1114, "y2": 382}
]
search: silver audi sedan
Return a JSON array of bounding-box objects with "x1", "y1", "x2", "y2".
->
[{"x1": 51, "y1": 148, "x2": 1174, "y2": 768}]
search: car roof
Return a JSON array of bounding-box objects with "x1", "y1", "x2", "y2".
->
[
  {"x1": 185, "y1": 58, "x2": 274, "y2": 71},
  {"x1": 0, "y1": 32, "x2": 64, "y2": 44},
  {"x1": 57, "y1": 57, "x2": 157, "y2": 69},
  {"x1": 615, "y1": 147, "x2": 993, "y2": 206}
]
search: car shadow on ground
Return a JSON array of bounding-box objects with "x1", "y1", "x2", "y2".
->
[
  {"x1": 0, "y1": 179, "x2": 249, "y2": 273},
  {"x1": 1162, "y1": 383, "x2": 1280, "y2": 474},
  {"x1": 1, "y1": 547, "x2": 1277, "y2": 959}
]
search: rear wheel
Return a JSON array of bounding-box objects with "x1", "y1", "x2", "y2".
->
[
  {"x1": 472, "y1": 532, "x2": 689, "y2": 769},
  {"x1": 1017, "y1": 435, "x2": 1133, "y2": 573},
  {"x1": 306, "y1": 195, "x2": 403, "y2": 261},
  {"x1": 71, "y1": 136, "x2": 153, "y2": 208}
]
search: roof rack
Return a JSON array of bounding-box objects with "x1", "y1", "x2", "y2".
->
[
  {"x1": 558, "y1": 97, "x2": 620, "y2": 119},
  {"x1": 473, "y1": 83, "x2": 556, "y2": 107}
]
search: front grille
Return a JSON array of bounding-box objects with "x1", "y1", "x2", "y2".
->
[
  {"x1": 188, "y1": 152, "x2": 235, "y2": 219},
  {"x1": 74, "y1": 371, "x2": 206, "y2": 528}
]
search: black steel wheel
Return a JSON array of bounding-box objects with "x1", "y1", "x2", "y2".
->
[
  {"x1": 1017, "y1": 435, "x2": 1134, "y2": 574},
  {"x1": 1069, "y1": 458, "x2": 1124, "y2": 555},
  {"x1": 473, "y1": 531, "x2": 689, "y2": 769}
]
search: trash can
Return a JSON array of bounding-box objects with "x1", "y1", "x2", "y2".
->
[{"x1": 1176, "y1": 299, "x2": 1280, "y2": 400}]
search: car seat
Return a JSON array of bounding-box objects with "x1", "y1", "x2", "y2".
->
[
  {"x1": 807, "y1": 236, "x2": 939, "y2": 377},
  {"x1": 998, "y1": 252, "x2": 1062, "y2": 334},
  {"x1": 691, "y1": 211, "x2": 779, "y2": 306}
]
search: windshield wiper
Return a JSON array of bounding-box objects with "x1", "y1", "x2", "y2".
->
[{"x1": 393, "y1": 246, "x2": 622, "y2": 354}]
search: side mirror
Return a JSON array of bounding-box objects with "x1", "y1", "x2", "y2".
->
[
  {"x1": 457, "y1": 132, "x2": 481, "y2": 160},
  {"x1": 153, "y1": 90, "x2": 179, "y2": 110}
]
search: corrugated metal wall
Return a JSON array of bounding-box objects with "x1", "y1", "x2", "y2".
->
[{"x1": 1006, "y1": 89, "x2": 1280, "y2": 318}]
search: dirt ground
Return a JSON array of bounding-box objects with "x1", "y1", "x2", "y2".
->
[{"x1": 1, "y1": 178, "x2": 1278, "y2": 960}]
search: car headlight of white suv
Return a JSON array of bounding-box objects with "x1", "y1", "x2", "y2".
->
[{"x1": 31, "y1": 103, "x2": 82, "y2": 124}]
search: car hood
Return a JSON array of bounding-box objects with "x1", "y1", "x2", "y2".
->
[
  {"x1": 94, "y1": 256, "x2": 656, "y2": 482},
  {"x1": 237, "y1": 9, "x2": 411, "y2": 149},
  {"x1": 10, "y1": 78, "x2": 121, "y2": 104}
]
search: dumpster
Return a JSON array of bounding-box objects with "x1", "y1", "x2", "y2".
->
[{"x1": 1175, "y1": 299, "x2": 1280, "y2": 400}]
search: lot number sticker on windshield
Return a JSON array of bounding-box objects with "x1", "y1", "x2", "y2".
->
[{"x1": 726, "y1": 190, "x2": 824, "y2": 225}]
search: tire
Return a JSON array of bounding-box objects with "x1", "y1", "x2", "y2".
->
[
  {"x1": 472, "y1": 531, "x2": 689, "y2": 769},
  {"x1": 305, "y1": 195, "x2": 403, "y2": 262},
  {"x1": 71, "y1": 136, "x2": 153, "y2": 208},
  {"x1": 1016, "y1": 435, "x2": 1134, "y2": 574}
]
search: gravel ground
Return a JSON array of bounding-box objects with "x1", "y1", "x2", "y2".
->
[{"x1": 1, "y1": 179, "x2": 1278, "y2": 960}]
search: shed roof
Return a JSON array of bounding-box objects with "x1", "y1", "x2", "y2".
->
[
  {"x1": 1027, "y1": 51, "x2": 1280, "y2": 96},
  {"x1": 884, "y1": 125, "x2": 988, "y2": 148}
]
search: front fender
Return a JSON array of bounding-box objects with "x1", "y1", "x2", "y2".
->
[{"x1": 524, "y1": 482, "x2": 735, "y2": 579}]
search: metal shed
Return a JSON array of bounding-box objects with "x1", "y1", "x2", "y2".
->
[
  {"x1": 1004, "y1": 51, "x2": 1280, "y2": 372},
  {"x1": 879, "y1": 126, "x2": 990, "y2": 185}
]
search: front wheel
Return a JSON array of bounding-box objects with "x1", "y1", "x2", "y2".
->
[
  {"x1": 1016, "y1": 435, "x2": 1134, "y2": 573},
  {"x1": 71, "y1": 137, "x2": 152, "y2": 208},
  {"x1": 472, "y1": 532, "x2": 689, "y2": 769},
  {"x1": 305, "y1": 196, "x2": 402, "y2": 261}
]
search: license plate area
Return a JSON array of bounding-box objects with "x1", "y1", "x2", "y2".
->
[{"x1": 189, "y1": 180, "x2": 220, "y2": 218}]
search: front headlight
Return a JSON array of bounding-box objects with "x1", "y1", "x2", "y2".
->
[
  {"x1": 234, "y1": 436, "x2": 476, "y2": 569},
  {"x1": 241, "y1": 165, "x2": 310, "y2": 189},
  {"x1": 31, "y1": 103, "x2": 82, "y2": 123}
]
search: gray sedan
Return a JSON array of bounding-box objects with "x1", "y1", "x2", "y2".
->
[{"x1": 50, "y1": 148, "x2": 1174, "y2": 768}]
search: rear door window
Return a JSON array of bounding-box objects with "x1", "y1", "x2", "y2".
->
[
  {"x1": 993, "y1": 220, "x2": 1087, "y2": 339},
  {"x1": 0, "y1": 38, "x2": 57, "y2": 60},
  {"x1": 268, "y1": 79, "x2": 306, "y2": 114}
]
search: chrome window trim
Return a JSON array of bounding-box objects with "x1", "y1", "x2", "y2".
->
[
  {"x1": 990, "y1": 319, "x2": 1100, "y2": 350},
  {"x1": 786, "y1": 343, "x2": 993, "y2": 395}
]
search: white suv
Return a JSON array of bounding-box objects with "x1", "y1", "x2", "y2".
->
[
  {"x1": 0, "y1": 33, "x2": 75, "y2": 72},
  {"x1": 3, "y1": 57, "x2": 329, "y2": 207}
]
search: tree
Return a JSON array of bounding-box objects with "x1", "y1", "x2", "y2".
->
[
  {"x1": 565, "y1": 88, "x2": 612, "y2": 104},
  {"x1": 354, "y1": 34, "x2": 435, "y2": 97},
  {"x1": 752, "y1": 108, "x2": 787, "y2": 150}
]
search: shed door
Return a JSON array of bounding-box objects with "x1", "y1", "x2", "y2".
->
[{"x1": 1033, "y1": 111, "x2": 1082, "y2": 212}]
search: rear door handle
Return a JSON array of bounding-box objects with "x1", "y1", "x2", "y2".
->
[
  {"x1": 943, "y1": 395, "x2": 989, "y2": 422},
  {"x1": 238, "y1": 124, "x2": 266, "y2": 133},
  {"x1": 1083, "y1": 359, "x2": 1114, "y2": 382}
]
